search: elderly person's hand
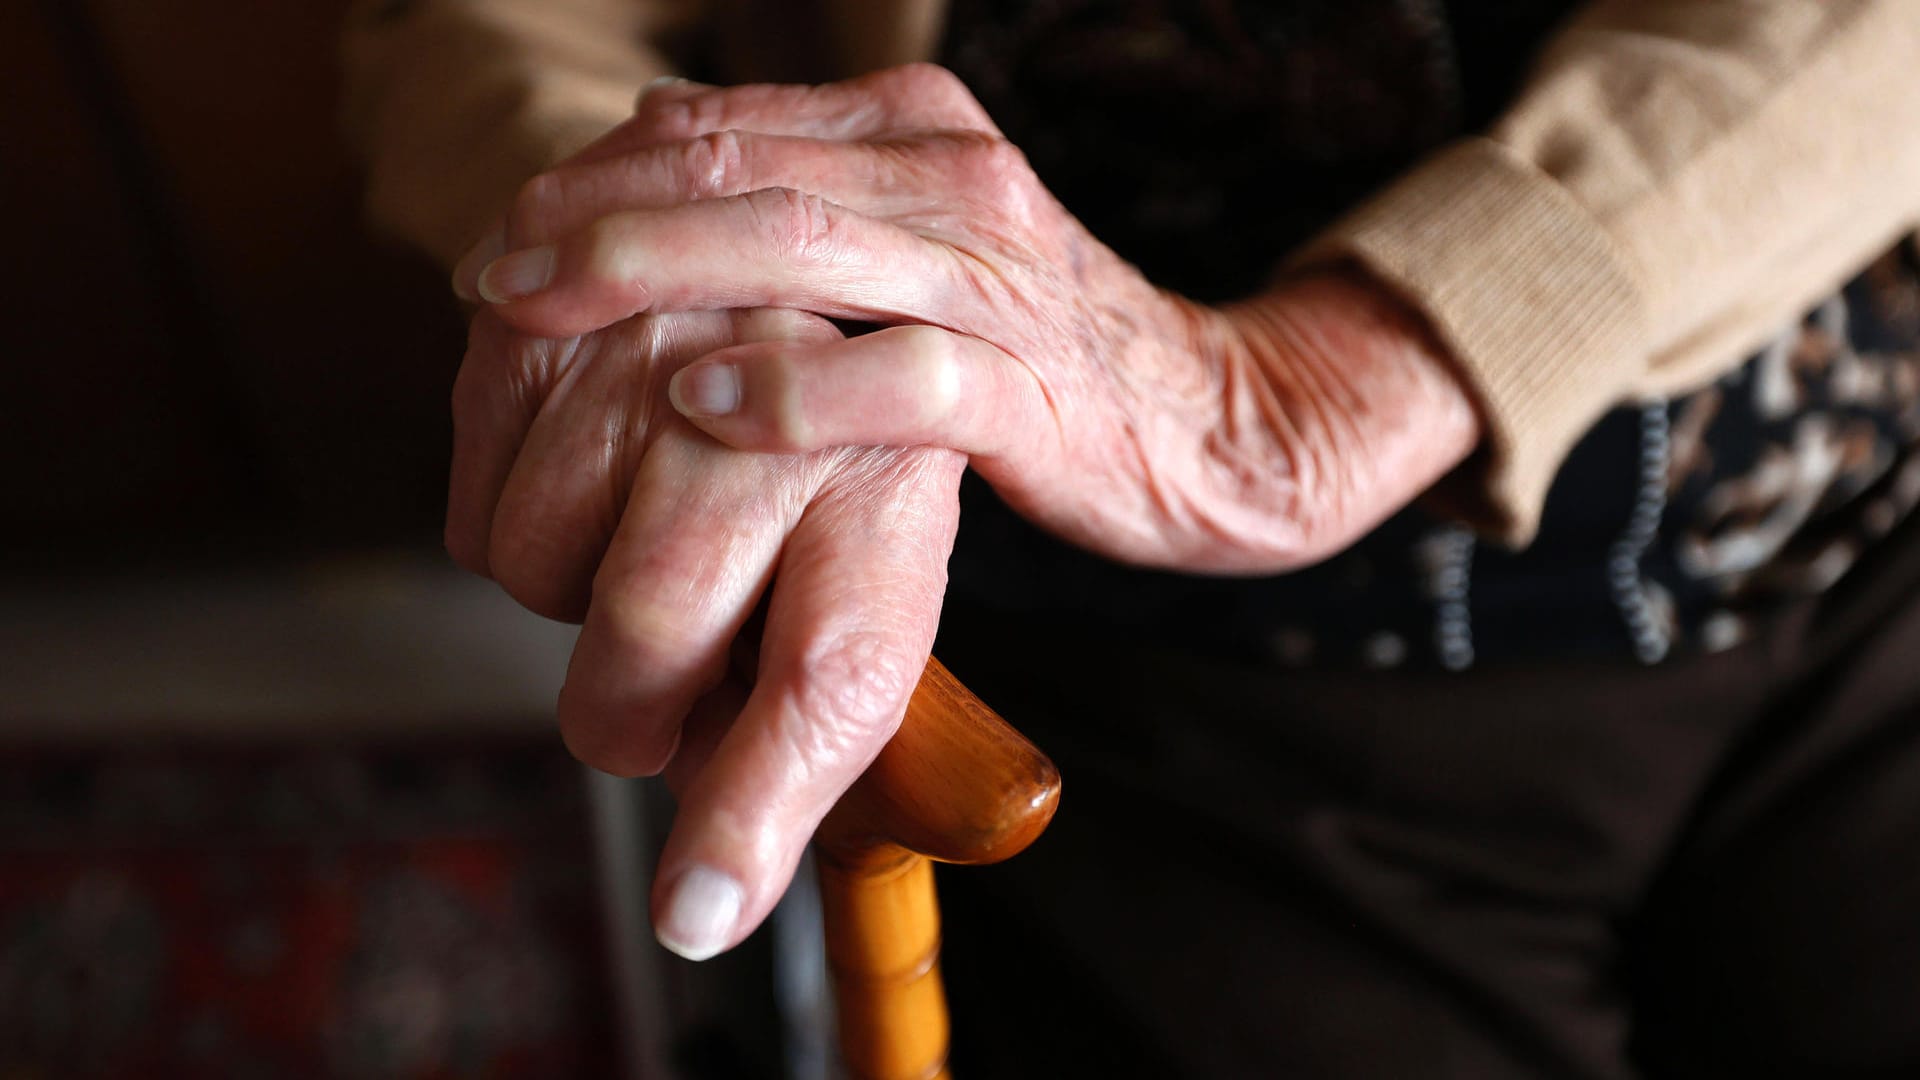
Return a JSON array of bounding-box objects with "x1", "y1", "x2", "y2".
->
[
  {"x1": 451, "y1": 97, "x2": 976, "y2": 964},
  {"x1": 451, "y1": 65, "x2": 1483, "y2": 966},
  {"x1": 464, "y1": 65, "x2": 1482, "y2": 574},
  {"x1": 453, "y1": 305, "x2": 965, "y2": 962}
]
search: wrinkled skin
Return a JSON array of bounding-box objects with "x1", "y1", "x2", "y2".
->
[
  {"x1": 450, "y1": 303, "x2": 964, "y2": 960},
  {"x1": 452, "y1": 65, "x2": 1479, "y2": 960}
]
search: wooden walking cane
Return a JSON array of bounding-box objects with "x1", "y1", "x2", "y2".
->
[{"x1": 813, "y1": 656, "x2": 1060, "y2": 1080}]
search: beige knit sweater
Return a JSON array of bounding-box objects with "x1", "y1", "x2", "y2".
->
[{"x1": 343, "y1": 0, "x2": 1920, "y2": 544}]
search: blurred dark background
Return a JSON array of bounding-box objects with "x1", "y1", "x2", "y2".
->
[
  {"x1": 4, "y1": 0, "x2": 458, "y2": 568},
  {"x1": 0, "y1": 4, "x2": 785, "y2": 1076}
]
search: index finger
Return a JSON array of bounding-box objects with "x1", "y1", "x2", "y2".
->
[
  {"x1": 477, "y1": 188, "x2": 973, "y2": 339},
  {"x1": 455, "y1": 64, "x2": 997, "y2": 298},
  {"x1": 648, "y1": 445, "x2": 966, "y2": 961}
]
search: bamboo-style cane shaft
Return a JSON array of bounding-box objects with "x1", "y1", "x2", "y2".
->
[
  {"x1": 818, "y1": 846, "x2": 949, "y2": 1080},
  {"x1": 813, "y1": 656, "x2": 1059, "y2": 1080}
]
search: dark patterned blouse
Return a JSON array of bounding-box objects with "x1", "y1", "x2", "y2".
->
[{"x1": 938, "y1": 0, "x2": 1920, "y2": 669}]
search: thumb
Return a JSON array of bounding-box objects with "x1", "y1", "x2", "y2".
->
[{"x1": 666, "y1": 324, "x2": 1051, "y2": 464}]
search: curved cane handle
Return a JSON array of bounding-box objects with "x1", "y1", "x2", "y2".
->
[{"x1": 814, "y1": 656, "x2": 1060, "y2": 1080}]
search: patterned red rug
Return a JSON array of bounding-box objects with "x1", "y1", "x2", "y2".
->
[{"x1": 0, "y1": 741, "x2": 618, "y2": 1078}]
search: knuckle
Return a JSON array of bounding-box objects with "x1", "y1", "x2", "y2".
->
[
  {"x1": 676, "y1": 88, "x2": 742, "y2": 139},
  {"x1": 948, "y1": 133, "x2": 1035, "y2": 214},
  {"x1": 750, "y1": 187, "x2": 837, "y2": 266},
  {"x1": 970, "y1": 135, "x2": 1032, "y2": 186},
  {"x1": 682, "y1": 129, "x2": 750, "y2": 200},
  {"x1": 895, "y1": 326, "x2": 963, "y2": 422},
  {"x1": 890, "y1": 61, "x2": 966, "y2": 101},
  {"x1": 888, "y1": 62, "x2": 994, "y2": 129},
  {"x1": 782, "y1": 632, "x2": 918, "y2": 756}
]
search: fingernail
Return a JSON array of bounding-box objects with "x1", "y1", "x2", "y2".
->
[
  {"x1": 639, "y1": 75, "x2": 688, "y2": 101},
  {"x1": 636, "y1": 75, "x2": 713, "y2": 107},
  {"x1": 669, "y1": 364, "x2": 740, "y2": 417},
  {"x1": 452, "y1": 227, "x2": 507, "y2": 302},
  {"x1": 657, "y1": 865, "x2": 742, "y2": 961},
  {"x1": 477, "y1": 245, "x2": 555, "y2": 303}
]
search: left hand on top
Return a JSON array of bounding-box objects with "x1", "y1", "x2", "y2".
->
[{"x1": 459, "y1": 63, "x2": 1482, "y2": 575}]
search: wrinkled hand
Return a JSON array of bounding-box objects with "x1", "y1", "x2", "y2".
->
[
  {"x1": 466, "y1": 65, "x2": 1481, "y2": 574},
  {"x1": 453, "y1": 306, "x2": 964, "y2": 961},
  {"x1": 448, "y1": 83, "x2": 973, "y2": 961},
  {"x1": 451, "y1": 65, "x2": 1481, "y2": 964}
]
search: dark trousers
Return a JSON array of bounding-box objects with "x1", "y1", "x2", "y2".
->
[{"x1": 933, "y1": 512, "x2": 1920, "y2": 1078}]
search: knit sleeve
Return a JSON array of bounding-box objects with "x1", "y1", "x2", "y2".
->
[
  {"x1": 1295, "y1": 2, "x2": 1920, "y2": 544},
  {"x1": 342, "y1": 0, "x2": 702, "y2": 268}
]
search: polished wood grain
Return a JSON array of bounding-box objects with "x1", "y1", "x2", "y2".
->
[{"x1": 814, "y1": 656, "x2": 1060, "y2": 1080}]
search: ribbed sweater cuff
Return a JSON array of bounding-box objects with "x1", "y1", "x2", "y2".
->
[{"x1": 1294, "y1": 138, "x2": 1646, "y2": 546}]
